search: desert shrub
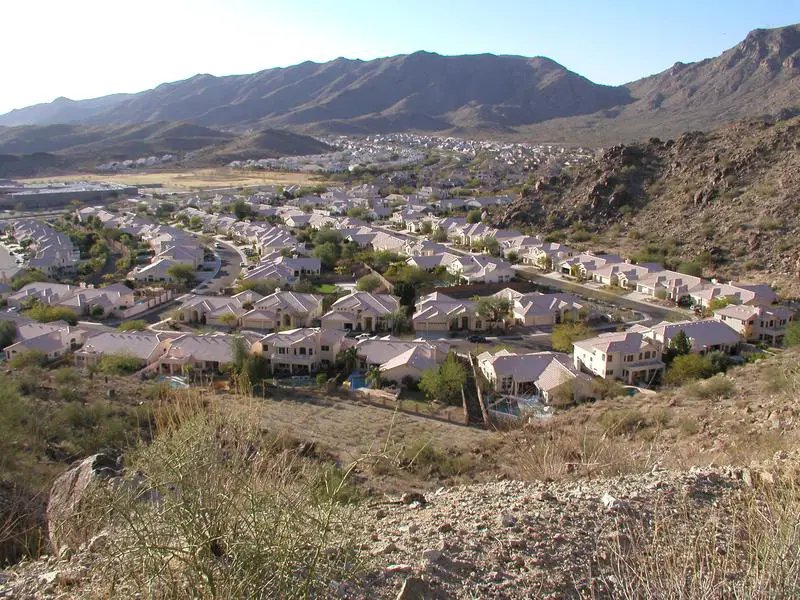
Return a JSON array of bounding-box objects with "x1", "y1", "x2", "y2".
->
[
  {"x1": 117, "y1": 320, "x2": 148, "y2": 332},
  {"x1": 600, "y1": 408, "x2": 650, "y2": 436},
  {"x1": 53, "y1": 367, "x2": 80, "y2": 386},
  {"x1": 401, "y1": 437, "x2": 473, "y2": 478},
  {"x1": 78, "y1": 400, "x2": 366, "y2": 598},
  {"x1": 97, "y1": 353, "x2": 142, "y2": 375},
  {"x1": 8, "y1": 350, "x2": 48, "y2": 369},
  {"x1": 684, "y1": 374, "x2": 735, "y2": 400}
]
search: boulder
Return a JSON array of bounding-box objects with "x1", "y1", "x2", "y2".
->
[{"x1": 46, "y1": 453, "x2": 122, "y2": 553}]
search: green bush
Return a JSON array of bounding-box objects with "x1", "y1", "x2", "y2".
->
[
  {"x1": 97, "y1": 354, "x2": 142, "y2": 375},
  {"x1": 23, "y1": 302, "x2": 78, "y2": 325}
]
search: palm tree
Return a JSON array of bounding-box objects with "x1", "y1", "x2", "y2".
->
[
  {"x1": 336, "y1": 347, "x2": 358, "y2": 374},
  {"x1": 365, "y1": 365, "x2": 383, "y2": 389}
]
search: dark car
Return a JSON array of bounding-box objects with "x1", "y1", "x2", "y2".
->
[{"x1": 467, "y1": 334, "x2": 488, "y2": 344}]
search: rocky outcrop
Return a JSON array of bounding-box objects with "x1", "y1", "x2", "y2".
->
[{"x1": 46, "y1": 453, "x2": 122, "y2": 554}]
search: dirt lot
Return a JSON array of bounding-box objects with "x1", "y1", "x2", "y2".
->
[{"x1": 19, "y1": 168, "x2": 332, "y2": 190}]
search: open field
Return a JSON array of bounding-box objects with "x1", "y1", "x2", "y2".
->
[{"x1": 18, "y1": 168, "x2": 333, "y2": 190}]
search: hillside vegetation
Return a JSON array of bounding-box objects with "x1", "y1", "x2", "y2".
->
[{"x1": 2, "y1": 349, "x2": 800, "y2": 597}]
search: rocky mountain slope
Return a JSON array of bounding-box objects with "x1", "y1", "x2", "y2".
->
[
  {"x1": 514, "y1": 25, "x2": 800, "y2": 143},
  {"x1": 497, "y1": 114, "x2": 800, "y2": 293},
  {"x1": 0, "y1": 53, "x2": 632, "y2": 134},
  {"x1": 1, "y1": 25, "x2": 797, "y2": 141}
]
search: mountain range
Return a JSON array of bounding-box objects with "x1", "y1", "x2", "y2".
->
[{"x1": 0, "y1": 24, "x2": 798, "y2": 147}]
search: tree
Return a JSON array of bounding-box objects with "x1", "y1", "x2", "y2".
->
[
  {"x1": 97, "y1": 353, "x2": 142, "y2": 375},
  {"x1": 166, "y1": 263, "x2": 196, "y2": 288},
  {"x1": 419, "y1": 353, "x2": 467, "y2": 405},
  {"x1": 313, "y1": 242, "x2": 340, "y2": 270},
  {"x1": 420, "y1": 221, "x2": 433, "y2": 235},
  {"x1": 475, "y1": 297, "x2": 511, "y2": 327},
  {"x1": 365, "y1": 366, "x2": 383, "y2": 389},
  {"x1": 394, "y1": 281, "x2": 417, "y2": 312},
  {"x1": 536, "y1": 254, "x2": 553, "y2": 271},
  {"x1": 219, "y1": 313, "x2": 239, "y2": 330},
  {"x1": 336, "y1": 347, "x2": 358, "y2": 374},
  {"x1": 664, "y1": 353, "x2": 714, "y2": 386},
  {"x1": 663, "y1": 329, "x2": 692, "y2": 363},
  {"x1": 235, "y1": 279, "x2": 282, "y2": 296},
  {"x1": 708, "y1": 296, "x2": 734, "y2": 311},
  {"x1": 356, "y1": 274, "x2": 382, "y2": 292},
  {"x1": 482, "y1": 236, "x2": 500, "y2": 256},
  {"x1": 551, "y1": 322, "x2": 592, "y2": 352},
  {"x1": 784, "y1": 321, "x2": 800, "y2": 348},
  {"x1": 118, "y1": 320, "x2": 148, "y2": 332},
  {"x1": 89, "y1": 304, "x2": 105, "y2": 319},
  {"x1": 232, "y1": 200, "x2": 254, "y2": 221},
  {"x1": 189, "y1": 216, "x2": 203, "y2": 230},
  {"x1": 431, "y1": 228, "x2": 448, "y2": 243},
  {"x1": 24, "y1": 302, "x2": 78, "y2": 326},
  {"x1": 466, "y1": 209, "x2": 482, "y2": 224},
  {"x1": 677, "y1": 261, "x2": 703, "y2": 277},
  {"x1": 0, "y1": 320, "x2": 16, "y2": 350},
  {"x1": 386, "y1": 310, "x2": 410, "y2": 335}
]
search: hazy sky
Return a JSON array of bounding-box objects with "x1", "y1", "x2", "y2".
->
[{"x1": 1, "y1": 0, "x2": 798, "y2": 114}]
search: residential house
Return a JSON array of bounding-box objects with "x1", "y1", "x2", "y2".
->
[
  {"x1": 3, "y1": 319, "x2": 88, "y2": 361},
  {"x1": 643, "y1": 319, "x2": 742, "y2": 355},
  {"x1": 493, "y1": 288, "x2": 583, "y2": 326},
  {"x1": 255, "y1": 327, "x2": 345, "y2": 374},
  {"x1": 590, "y1": 262, "x2": 663, "y2": 288},
  {"x1": 352, "y1": 336, "x2": 449, "y2": 383},
  {"x1": 447, "y1": 255, "x2": 513, "y2": 284},
  {"x1": 156, "y1": 334, "x2": 235, "y2": 374},
  {"x1": 320, "y1": 291, "x2": 400, "y2": 332},
  {"x1": 413, "y1": 292, "x2": 486, "y2": 332},
  {"x1": 689, "y1": 282, "x2": 778, "y2": 309},
  {"x1": 240, "y1": 290, "x2": 323, "y2": 331},
  {"x1": 74, "y1": 331, "x2": 173, "y2": 369},
  {"x1": 713, "y1": 304, "x2": 795, "y2": 345},
  {"x1": 573, "y1": 331, "x2": 664, "y2": 384},
  {"x1": 478, "y1": 349, "x2": 593, "y2": 401},
  {"x1": 559, "y1": 253, "x2": 624, "y2": 279},
  {"x1": 635, "y1": 270, "x2": 704, "y2": 303}
]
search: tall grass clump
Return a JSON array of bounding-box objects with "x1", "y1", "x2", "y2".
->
[
  {"x1": 81, "y1": 392, "x2": 368, "y2": 599},
  {"x1": 603, "y1": 481, "x2": 800, "y2": 599}
]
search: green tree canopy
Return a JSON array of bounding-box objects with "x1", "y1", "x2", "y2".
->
[
  {"x1": 0, "y1": 320, "x2": 17, "y2": 350},
  {"x1": 551, "y1": 322, "x2": 592, "y2": 353},
  {"x1": 419, "y1": 353, "x2": 467, "y2": 405},
  {"x1": 664, "y1": 329, "x2": 693, "y2": 363},
  {"x1": 356, "y1": 274, "x2": 382, "y2": 292},
  {"x1": 475, "y1": 297, "x2": 511, "y2": 325},
  {"x1": 166, "y1": 263, "x2": 196, "y2": 288}
]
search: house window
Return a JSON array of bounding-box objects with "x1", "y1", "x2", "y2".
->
[
  {"x1": 299, "y1": 348, "x2": 306, "y2": 355},
  {"x1": 278, "y1": 347, "x2": 286, "y2": 354},
  {"x1": 607, "y1": 354, "x2": 613, "y2": 362},
  {"x1": 625, "y1": 354, "x2": 634, "y2": 362},
  {"x1": 321, "y1": 345, "x2": 330, "y2": 352}
]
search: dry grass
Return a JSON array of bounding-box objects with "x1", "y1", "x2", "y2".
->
[
  {"x1": 603, "y1": 480, "x2": 800, "y2": 599},
  {"x1": 511, "y1": 349, "x2": 800, "y2": 482},
  {"x1": 71, "y1": 391, "x2": 369, "y2": 599},
  {"x1": 18, "y1": 169, "x2": 332, "y2": 190}
]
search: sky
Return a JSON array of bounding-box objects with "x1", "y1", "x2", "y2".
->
[{"x1": 1, "y1": 0, "x2": 798, "y2": 115}]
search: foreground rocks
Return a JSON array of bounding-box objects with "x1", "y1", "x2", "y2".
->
[
  {"x1": 46, "y1": 453, "x2": 123, "y2": 555},
  {"x1": 2, "y1": 457, "x2": 795, "y2": 599}
]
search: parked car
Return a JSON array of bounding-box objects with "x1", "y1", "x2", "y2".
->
[{"x1": 467, "y1": 334, "x2": 488, "y2": 344}]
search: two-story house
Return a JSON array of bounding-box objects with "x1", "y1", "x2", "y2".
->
[{"x1": 573, "y1": 331, "x2": 664, "y2": 385}]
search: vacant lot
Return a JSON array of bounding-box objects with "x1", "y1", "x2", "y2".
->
[{"x1": 19, "y1": 168, "x2": 332, "y2": 190}]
